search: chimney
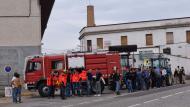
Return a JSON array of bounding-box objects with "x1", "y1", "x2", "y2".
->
[{"x1": 87, "y1": 5, "x2": 95, "y2": 27}]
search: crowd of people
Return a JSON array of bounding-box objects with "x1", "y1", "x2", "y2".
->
[
  {"x1": 11, "y1": 65, "x2": 186, "y2": 103},
  {"x1": 47, "y1": 68, "x2": 105, "y2": 99},
  {"x1": 110, "y1": 66, "x2": 186, "y2": 94}
]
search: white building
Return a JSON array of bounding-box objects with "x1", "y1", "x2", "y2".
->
[
  {"x1": 79, "y1": 15, "x2": 190, "y2": 75},
  {"x1": 0, "y1": 0, "x2": 54, "y2": 94}
]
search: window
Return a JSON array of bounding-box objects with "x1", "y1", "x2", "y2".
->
[
  {"x1": 87, "y1": 40, "x2": 92, "y2": 52},
  {"x1": 166, "y1": 32, "x2": 174, "y2": 44},
  {"x1": 121, "y1": 36, "x2": 128, "y2": 45},
  {"x1": 52, "y1": 61, "x2": 63, "y2": 70},
  {"x1": 146, "y1": 34, "x2": 153, "y2": 46},
  {"x1": 187, "y1": 31, "x2": 190, "y2": 43},
  {"x1": 97, "y1": 38, "x2": 103, "y2": 49},
  {"x1": 26, "y1": 62, "x2": 42, "y2": 72}
]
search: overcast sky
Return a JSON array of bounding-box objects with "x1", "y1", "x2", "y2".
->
[{"x1": 42, "y1": 0, "x2": 190, "y2": 54}]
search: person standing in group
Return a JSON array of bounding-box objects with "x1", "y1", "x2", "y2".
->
[
  {"x1": 142, "y1": 68, "x2": 150, "y2": 90},
  {"x1": 161, "y1": 67, "x2": 167, "y2": 87},
  {"x1": 155, "y1": 67, "x2": 161, "y2": 88},
  {"x1": 79, "y1": 69, "x2": 88, "y2": 95},
  {"x1": 47, "y1": 72, "x2": 56, "y2": 98},
  {"x1": 59, "y1": 71, "x2": 67, "y2": 99},
  {"x1": 127, "y1": 69, "x2": 133, "y2": 92},
  {"x1": 166, "y1": 66, "x2": 172, "y2": 86},
  {"x1": 179, "y1": 67, "x2": 186, "y2": 84},
  {"x1": 95, "y1": 69, "x2": 103, "y2": 96},
  {"x1": 66, "y1": 70, "x2": 72, "y2": 97},
  {"x1": 131, "y1": 68, "x2": 137, "y2": 91},
  {"x1": 150, "y1": 67, "x2": 156, "y2": 88},
  {"x1": 87, "y1": 69, "x2": 93, "y2": 96},
  {"x1": 11, "y1": 72, "x2": 22, "y2": 103},
  {"x1": 113, "y1": 68, "x2": 121, "y2": 95},
  {"x1": 136, "y1": 68, "x2": 143, "y2": 90},
  {"x1": 174, "y1": 68, "x2": 179, "y2": 84},
  {"x1": 71, "y1": 70, "x2": 81, "y2": 96}
]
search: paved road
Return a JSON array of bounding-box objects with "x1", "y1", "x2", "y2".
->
[{"x1": 1, "y1": 84, "x2": 190, "y2": 107}]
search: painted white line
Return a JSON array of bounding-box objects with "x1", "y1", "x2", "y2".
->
[
  {"x1": 175, "y1": 91, "x2": 184, "y2": 95},
  {"x1": 128, "y1": 103, "x2": 141, "y2": 107},
  {"x1": 62, "y1": 105, "x2": 73, "y2": 107},
  {"x1": 78, "y1": 101, "x2": 90, "y2": 105},
  {"x1": 106, "y1": 96, "x2": 114, "y2": 99},
  {"x1": 92, "y1": 98, "x2": 104, "y2": 102},
  {"x1": 143, "y1": 99, "x2": 159, "y2": 104},
  {"x1": 161, "y1": 94, "x2": 174, "y2": 99}
]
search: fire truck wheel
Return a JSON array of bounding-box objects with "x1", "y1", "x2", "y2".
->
[{"x1": 38, "y1": 83, "x2": 49, "y2": 97}]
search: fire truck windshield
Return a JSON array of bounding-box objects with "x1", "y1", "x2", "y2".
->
[
  {"x1": 26, "y1": 61, "x2": 42, "y2": 72},
  {"x1": 51, "y1": 60, "x2": 63, "y2": 70}
]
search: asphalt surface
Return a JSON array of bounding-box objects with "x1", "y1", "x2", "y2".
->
[{"x1": 1, "y1": 84, "x2": 190, "y2": 107}]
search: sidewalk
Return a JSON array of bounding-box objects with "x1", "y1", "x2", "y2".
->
[{"x1": 0, "y1": 90, "x2": 38, "y2": 104}]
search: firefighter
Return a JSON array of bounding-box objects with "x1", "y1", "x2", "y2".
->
[
  {"x1": 59, "y1": 70, "x2": 67, "y2": 99},
  {"x1": 66, "y1": 70, "x2": 72, "y2": 97},
  {"x1": 79, "y1": 69, "x2": 88, "y2": 95},
  {"x1": 47, "y1": 72, "x2": 56, "y2": 98},
  {"x1": 72, "y1": 69, "x2": 81, "y2": 96}
]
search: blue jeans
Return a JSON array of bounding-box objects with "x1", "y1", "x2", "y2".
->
[
  {"x1": 48, "y1": 86, "x2": 55, "y2": 98},
  {"x1": 87, "y1": 80, "x2": 92, "y2": 95},
  {"x1": 115, "y1": 81, "x2": 120, "y2": 92},
  {"x1": 66, "y1": 83, "x2": 71, "y2": 97},
  {"x1": 72, "y1": 82, "x2": 80, "y2": 95},
  {"x1": 12, "y1": 87, "x2": 21, "y2": 103},
  {"x1": 126, "y1": 80, "x2": 133, "y2": 93}
]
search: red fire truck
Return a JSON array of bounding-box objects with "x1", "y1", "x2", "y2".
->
[{"x1": 24, "y1": 52, "x2": 126, "y2": 97}]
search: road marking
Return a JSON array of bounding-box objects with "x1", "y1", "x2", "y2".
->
[
  {"x1": 62, "y1": 105, "x2": 73, "y2": 107},
  {"x1": 161, "y1": 94, "x2": 174, "y2": 99},
  {"x1": 106, "y1": 96, "x2": 114, "y2": 99},
  {"x1": 175, "y1": 91, "x2": 184, "y2": 95},
  {"x1": 143, "y1": 99, "x2": 159, "y2": 104},
  {"x1": 186, "y1": 90, "x2": 190, "y2": 92},
  {"x1": 92, "y1": 98, "x2": 104, "y2": 102},
  {"x1": 128, "y1": 103, "x2": 141, "y2": 107},
  {"x1": 78, "y1": 101, "x2": 90, "y2": 105}
]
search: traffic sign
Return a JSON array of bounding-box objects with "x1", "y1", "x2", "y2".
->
[{"x1": 4, "y1": 66, "x2": 12, "y2": 73}]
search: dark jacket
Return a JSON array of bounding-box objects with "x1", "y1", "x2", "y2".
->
[
  {"x1": 96, "y1": 72, "x2": 102, "y2": 81},
  {"x1": 87, "y1": 72, "x2": 93, "y2": 81},
  {"x1": 113, "y1": 73, "x2": 120, "y2": 81}
]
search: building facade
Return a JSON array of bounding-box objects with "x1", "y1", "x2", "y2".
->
[
  {"x1": 0, "y1": 0, "x2": 54, "y2": 94},
  {"x1": 79, "y1": 17, "x2": 190, "y2": 75}
]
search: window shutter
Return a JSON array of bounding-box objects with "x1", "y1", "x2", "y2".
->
[
  {"x1": 97, "y1": 38, "x2": 103, "y2": 49},
  {"x1": 121, "y1": 36, "x2": 128, "y2": 45},
  {"x1": 146, "y1": 34, "x2": 153, "y2": 46}
]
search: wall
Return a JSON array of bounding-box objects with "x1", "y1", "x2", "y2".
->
[
  {"x1": 81, "y1": 27, "x2": 190, "y2": 53},
  {"x1": 0, "y1": 0, "x2": 41, "y2": 95}
]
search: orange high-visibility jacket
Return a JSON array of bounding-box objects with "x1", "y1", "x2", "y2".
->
[
  {"x1": 72, "y1": 73, "x2": 80, "y2": 83},
  {"x1": 79, "y1": 70, "x2": 87, "y2": 81},
  {"x1": 47, "y1": 76, "x2": 57, "y2": 86},
  {"x1": 47, "y1": 76, "x2": 52, "y2": 86},
  {"x1": 59, "y1": 74, "x2": 67, "y2": 86}
]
